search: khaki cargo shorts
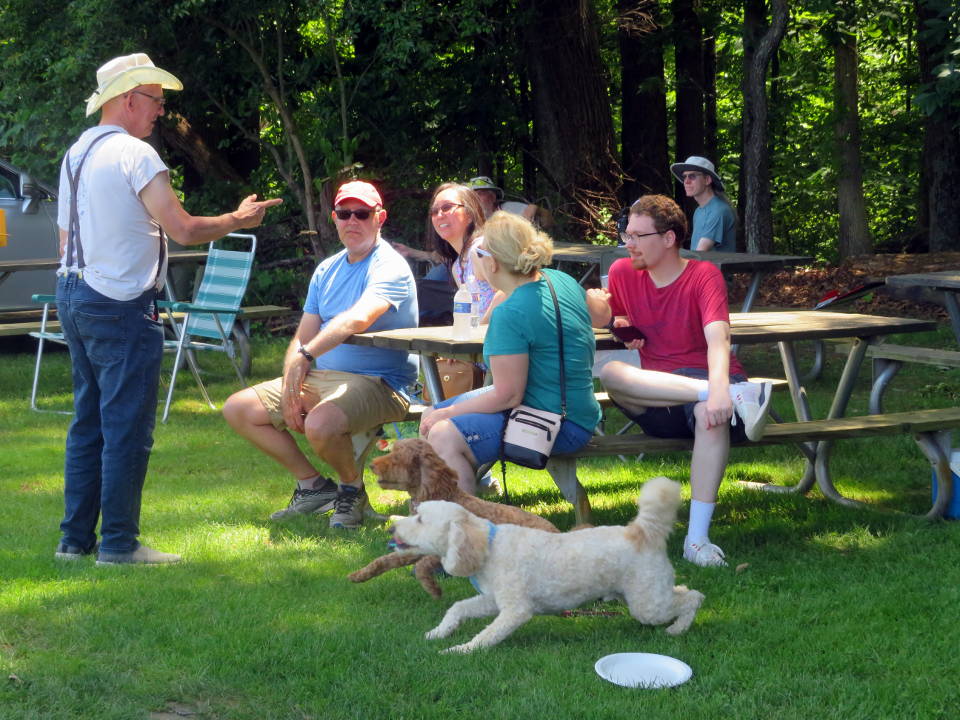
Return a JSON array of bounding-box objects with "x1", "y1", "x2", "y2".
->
[{"x1": 253, "y1": 369, "x2": 409, "y2": 434}]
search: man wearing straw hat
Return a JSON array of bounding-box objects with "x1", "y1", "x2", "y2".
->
[
  {"x1": 670, "y1": 156, "x2": 737, "y2": 252},
  {"x1": 53, "y1": 53, "x2": 281, "y2": 566}
]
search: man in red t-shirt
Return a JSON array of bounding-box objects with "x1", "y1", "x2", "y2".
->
[{"x1": 586, "y1": 194, "x2": 772, "y2": 568}]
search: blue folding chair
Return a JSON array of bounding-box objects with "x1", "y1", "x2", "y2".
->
[{"x1": 159, "y1": 233, "x2": 256, "y2": 422}]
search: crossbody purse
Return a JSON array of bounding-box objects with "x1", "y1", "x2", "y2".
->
[{"x1": 500, "y1": 272, "x2": 566, "y2": 471}]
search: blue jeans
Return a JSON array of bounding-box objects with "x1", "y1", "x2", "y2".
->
[
  {"x1": 434, "y1": 387, "x2": 594, "y2": 465},
  {"x1": 56, "y1": 274, "x2": 164, "y2": 554}
]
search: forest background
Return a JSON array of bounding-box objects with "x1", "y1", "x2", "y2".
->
[{"x1": 1, "y1": 0, "x2": 958, "y2": 309}]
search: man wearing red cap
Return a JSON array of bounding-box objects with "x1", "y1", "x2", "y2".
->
[{"x1": 223, "y1": 180, "x2": 418, "y2": 528}]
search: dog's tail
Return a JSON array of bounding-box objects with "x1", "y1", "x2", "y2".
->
[{"x1": 625, "y1": 476, "x2": 681, "y2": 550}]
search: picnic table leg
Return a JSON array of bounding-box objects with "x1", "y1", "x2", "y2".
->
[
  {"x1": 546, "y1": 457, "x2": 592, "y2": 525},
  {"x1": 869, "y1": 357, "x2": 902, "y2": 415},
  {"x1": 811, "y1": 337, "x2": 872, "y2": 506},
  {"x1": 769, "y1": 340, "x2": 817, "y2": 493},
  {"x1": 915, "y1": 430, "x2": 952, "y2": 520},
  {"x1": 421, "y1": 354, "x2": 445, "y2": 404},
  {"x1": 942, "y1": 292, "x2": 960, "y2": 345},
  {"x1": 739, "y1": 270, "x2": 766, "y2": 313}
]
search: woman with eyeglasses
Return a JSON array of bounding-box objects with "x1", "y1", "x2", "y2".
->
[
  {"x1": 422, "y1": 182, "x2": 496, "y2": 317},
  {"x1": 418, "y1": 212, "x2": 602, "y2": 493}
]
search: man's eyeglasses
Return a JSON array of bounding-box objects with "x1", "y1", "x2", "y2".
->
[
  {"x1": 681, "y1": 172, "x2": 702, "y2": 181},
  {"x1": 430, "y1": 202, "x2": 464, "y2": 217},
  {"x1": 620, "y1": 230, "x2": 662, "y2": 245},
  {"x1": 334, "y1": 208, "x2": 375, "y2": 221},
  {"x1": 130, "y1": 90, "x2": 166, "y2": 108}
]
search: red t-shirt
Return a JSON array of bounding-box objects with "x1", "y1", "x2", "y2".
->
[{"x1": 607, "y1": 257, "x2": 745, "y2": 376}]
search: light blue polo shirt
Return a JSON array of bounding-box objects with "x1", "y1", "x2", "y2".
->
[{"x1": 303, "y1": 239, "x2": 418, "y2": 393}]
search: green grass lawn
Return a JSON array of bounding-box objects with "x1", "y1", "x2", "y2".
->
[{"x1": 2, "y1": 330, "x2": 960, "y2": 719}]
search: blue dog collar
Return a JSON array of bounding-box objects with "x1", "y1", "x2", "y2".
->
[{"x1": 468, "y1": 521, "x2": 498, "y2": 593}]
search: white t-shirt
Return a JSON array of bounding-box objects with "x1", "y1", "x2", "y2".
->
[{"x1": 57, "y1": 126, "x2": 168, "y2": 301}]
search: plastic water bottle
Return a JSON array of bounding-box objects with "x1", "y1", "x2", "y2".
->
[
  {"x1": 466, "y1": 273, "x2": 481, "y2": 330},
  {"x1": 452, "y1": 283, "x2": 472, "y2": 340}
]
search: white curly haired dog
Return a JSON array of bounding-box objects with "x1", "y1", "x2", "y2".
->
[{"x1": 390, "y1": 476, "x2": 704, "y2": 654}]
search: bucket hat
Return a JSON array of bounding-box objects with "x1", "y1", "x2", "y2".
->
[
  {"x1": 670, "y1": 156, "x2": 725, "y2": 193},
  {"x1": 466, "y1": 176, "x2": 504, "y2": 201},
  {"x1": 85, "y1": 53, "x2": 183, "y2": 117}
]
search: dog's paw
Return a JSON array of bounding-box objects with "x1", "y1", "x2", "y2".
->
[
  {"x1": 440, "y1": 643, "x2": 474, "y2": 655},
  {"x1": 425, "y1": 625, "x2": 451, "y2": 640}
]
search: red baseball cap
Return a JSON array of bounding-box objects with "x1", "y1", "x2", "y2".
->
[{"x1": 334, "y1": 181, "x2": 383, "y2": 208}]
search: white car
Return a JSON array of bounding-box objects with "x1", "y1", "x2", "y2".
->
[{"x1": 0, "y1": 158, "x2": 59, "y2": 311}]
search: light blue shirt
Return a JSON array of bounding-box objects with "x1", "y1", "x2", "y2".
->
[
  {"x1": 691, "y1": 195, "x2": 736, "y2": 252},
  {"x1": 303, "y1": 239, "x2": 418, "y2": 393}
]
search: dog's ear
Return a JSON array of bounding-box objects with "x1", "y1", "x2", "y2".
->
[{"x1": 441, "y1": 514, "x2": 489, "y2": 577}]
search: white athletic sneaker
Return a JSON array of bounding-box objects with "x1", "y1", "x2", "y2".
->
[
  {"x1": 683, "y1": 540, "x2": 728, "y2": 568},
  {"x1": 730, "y1": 381, "x2": 773, "y2": 441}
]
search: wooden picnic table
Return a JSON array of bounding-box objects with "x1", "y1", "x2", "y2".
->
[
  {"x1": 885, "y1": 271, "x2": 960, "y2": 344},
  {"x1": 347, "y1": 310, "x2": 935, "y2": 504},
  {"x1": 550, "y1": 241, "x2": 811, "y2": 312}
]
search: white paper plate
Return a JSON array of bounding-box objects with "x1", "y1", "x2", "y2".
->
[{"x1": 594, "y1": 652, "x2": 693, "y2": 688}]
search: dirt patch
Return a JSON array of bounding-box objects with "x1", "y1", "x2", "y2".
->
[{"x1": 729, "y1": 252, "x2": 960, "y2": 321}]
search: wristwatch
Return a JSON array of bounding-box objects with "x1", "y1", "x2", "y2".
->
[{"x1": 297, "y1": 344, "x2": 315, "y2": 363}]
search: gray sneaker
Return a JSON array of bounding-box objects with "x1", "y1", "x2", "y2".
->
[
  {"x1": 54, "y1": 541, "x2": 98, "y2": 561},
  {"x1": 270, "y1": 479, "x2": 339, "y2": 520},
  {"x1": 329, "y1": 485, "x2": 368, "y2": 529},
  {"x1": 95, "y1": 544, "x2": 181, "y2": 566}
]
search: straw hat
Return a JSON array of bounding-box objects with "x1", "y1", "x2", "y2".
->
[
  {"x1": 85, "y1": 53, "x2": 183, "y2": 117},
  {"x1": 670, "y1": 156, "x2": 725, "y2": 193}
]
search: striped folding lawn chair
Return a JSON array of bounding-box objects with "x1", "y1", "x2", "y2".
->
[{"x1": 159, "y1": 232, "x2": 256, "y2": 422}]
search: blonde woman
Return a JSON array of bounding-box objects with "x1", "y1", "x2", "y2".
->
[{"x1": 419, "y1": 212, "x2": 601, "y2": 493}]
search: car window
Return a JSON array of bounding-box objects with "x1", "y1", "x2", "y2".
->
[{"x1": 0, "y1": 175, "x2": 15, "y2": 199}]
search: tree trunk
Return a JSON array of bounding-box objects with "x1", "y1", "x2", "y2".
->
[
  {"x1": 833, "y1": 18, "x2": 872, "y2": 258},
  {"x1": 618, "y1": 0, "x2": 670, "y2": 201},
  {"x1": 520, "y1": 0, "x2": 619, "y2": 236},
  {"x1": 703, "y1": 33, "x2": 718, "y2": 163},
  {"x1": 916, "y1": 0, "x2": 960, "y2": 252},
  {"x1": 672, "y1": 0, "x2": 705, "y2": 164},
  {"x1": 741, "y1": 0, "x2": 788, "y2": 254}
]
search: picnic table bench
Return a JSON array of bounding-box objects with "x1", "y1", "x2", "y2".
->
[{"x1": 546, "y1": 406, "x2": 960, "y2": 525}]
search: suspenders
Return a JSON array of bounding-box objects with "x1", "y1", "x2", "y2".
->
[{"x1": 64, "y1": 130, "x2": 166, "y2": 288}]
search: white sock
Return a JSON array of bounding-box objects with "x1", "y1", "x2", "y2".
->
[
  {"x1": 297, "y1": 475, "x2": 324, "y2": 490},
  {"x1": 686, "y1": 499, "x2": 716, "y2": 546}
]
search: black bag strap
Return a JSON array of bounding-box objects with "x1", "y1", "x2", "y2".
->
[
  {"x1": 497, "y1": 270, "x2": 567, "y2": 502},
  {"x1": 65, "y1": 130, "x2": 121, "y2": 270}
]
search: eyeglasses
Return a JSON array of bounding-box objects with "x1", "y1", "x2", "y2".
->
[
  {"x1": 333, "y1": 208, "x2": 375, "y2": 221},
  {"x1": 620, "y1": 230, "x2": 663, "y2": 245},
  {"x1": 130, "y1": 90, "x2": 166, "y2": 108},
  {"x1": 681, "y1": 172, "x2": 702, "y2": 181},
  {"x1": 474, "y1": 246, "x2": 493, "y2": 259},
  {"x1": 430, "y1": 202, "x2": 464, "y2": 217}
]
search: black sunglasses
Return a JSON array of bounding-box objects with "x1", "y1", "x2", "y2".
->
[{"x1": 334, "y1": 208, "x2": 376, "y2": 221}]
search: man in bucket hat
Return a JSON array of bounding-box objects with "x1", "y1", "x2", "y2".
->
[
  {"x1": 466, "y1": 175, "x2": 552, "y2": 228},
  {"x1": 223, "y1": 180, "x2": 418, "y2": 530},
  {"x1": 54, "y1": 53, "x2": 281, "y2": 565},
  {"x1": 670, "y1": 156, "x2": 737, "y2": 252}
]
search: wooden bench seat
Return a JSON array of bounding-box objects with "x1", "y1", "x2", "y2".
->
[{"x1": 546, "y1": 406, "x2": 960, "y2": 524}]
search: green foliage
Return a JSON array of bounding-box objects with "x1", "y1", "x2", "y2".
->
[{"x1": 0, "y1": 0, "x2": 947, "y2": 273}]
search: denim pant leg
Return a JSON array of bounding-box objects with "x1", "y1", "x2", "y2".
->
[{"x1": 57, "y1": 275, "x2": 163, "y2": 553}]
